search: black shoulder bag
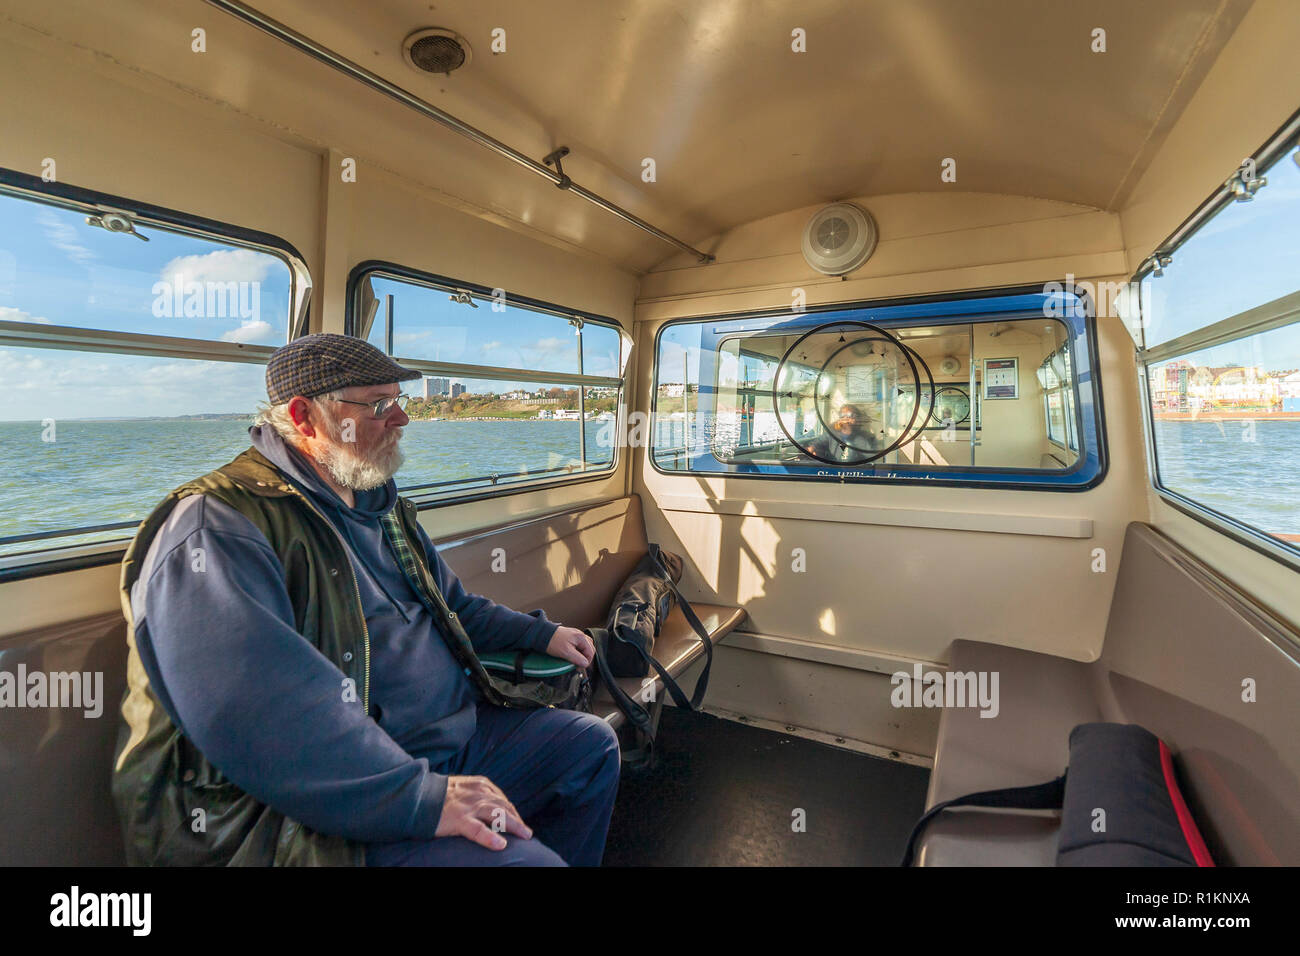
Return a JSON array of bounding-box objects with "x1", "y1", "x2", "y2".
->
[{"x1": 587, "y1": 543, "x2": 714, "y2": 742}]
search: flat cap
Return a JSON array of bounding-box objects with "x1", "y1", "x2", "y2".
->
[{"x1": 266, "y1": 333, "x2": 421, "y2": 404}]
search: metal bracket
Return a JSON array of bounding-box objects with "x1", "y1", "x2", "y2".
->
[
  {"x1": 543, "y1": 146, "x2": 572, "y2": 189},
  {"x1": 85, "y1": 206, "x2": 150, "y2": 241},
  {"x1": 1224, "y1": 164, "x2": 1267, "y2": 202}
]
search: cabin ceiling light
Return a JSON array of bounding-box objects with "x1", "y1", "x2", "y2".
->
[{"x1": 402, "y1": 28, "x2": 471, "y2": 76}]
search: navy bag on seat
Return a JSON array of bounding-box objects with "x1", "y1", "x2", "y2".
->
[{"x1": 901, "y1": 723, "x2": 1216, "y2": 866}]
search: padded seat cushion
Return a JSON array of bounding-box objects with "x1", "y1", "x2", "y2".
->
[{"x1": 918, "y1": 638, "x2": 1101, "y2": 866}]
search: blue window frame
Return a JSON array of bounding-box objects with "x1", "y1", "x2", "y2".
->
[{"x1": 650, "y1": 285, "x2": 1106, "y2": 491}]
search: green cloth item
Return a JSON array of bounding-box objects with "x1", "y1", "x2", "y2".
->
[{"x1": 478, "y1": 652, "x2": 577, "y2": 678}]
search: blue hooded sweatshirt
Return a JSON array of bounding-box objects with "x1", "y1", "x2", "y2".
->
[{"x1": 126, "y1": 424, "x2": 560, "y2": 843}]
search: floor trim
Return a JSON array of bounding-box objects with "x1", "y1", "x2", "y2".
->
[{"x1": 699, "y1": 704, "x2": 933, "y2": 769}]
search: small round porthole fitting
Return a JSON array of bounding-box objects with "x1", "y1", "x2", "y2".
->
[{"x1": 402, "y1": 28, "x2": 472, "y2": 76}]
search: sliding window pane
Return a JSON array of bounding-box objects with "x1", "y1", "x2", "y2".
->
[
  {"x1": 1147, "y1": 325, "x2": 1300, "y2": 545},
  {"x1": 0, "y1": 347, "x2": 267, "y2": 557},
  {"x1": 1140, "y1": 153, "x2": 1300, "y2": 348},
  {"x1": 0, "y1": 193, "x2": 293, "y2": 344}
]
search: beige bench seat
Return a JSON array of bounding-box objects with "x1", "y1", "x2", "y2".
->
[
  {"x1": 916, "y1": 522, "x2": 1300, "y2": 867},
  {"x1": 435, "y1": 493, "x2": 747, "y2": 729}
]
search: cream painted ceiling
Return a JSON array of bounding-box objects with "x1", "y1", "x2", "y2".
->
[{"x1": 2, "y1": 0, "x2": 1252, "y2": 273}]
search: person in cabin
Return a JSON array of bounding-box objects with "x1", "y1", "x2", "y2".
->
[
  {"x1": 112, "y1": 333, "x2": 620, "y2": 867},
  {"x1": 806, "y1": 403, "x2": 882, "y2": 463}
]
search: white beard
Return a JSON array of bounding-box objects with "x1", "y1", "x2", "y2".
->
[{"x1": 317, "y1": 419, "x2": 405, "y2": 491}]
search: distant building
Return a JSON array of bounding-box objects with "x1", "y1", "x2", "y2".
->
[
  {"x1": 451, "y1": 382, "x2": 466, "y2": 398},
  {"x1": 421, "y1": 377, "x2": 450, "y2": 399}
]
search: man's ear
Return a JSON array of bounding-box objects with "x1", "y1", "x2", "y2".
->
[{"x1": 287, "y1": 396, "x2": 317, "y2": 438}]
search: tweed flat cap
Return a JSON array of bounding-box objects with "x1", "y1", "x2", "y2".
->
[{"x1": 266, "y1": 333, "x2": 421, "y2": 404}]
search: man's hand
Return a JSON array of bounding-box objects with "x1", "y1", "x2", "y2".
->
[
  {"x1": 435, "y1": 775, "x2": 532, "y2": 850},
  {"x1": 546, "y1": 626, "x2": 595, "y2": 668}
]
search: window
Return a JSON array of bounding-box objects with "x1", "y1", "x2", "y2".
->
[
  {"x1": 1134, "y1": 116, "x2": 1300, "y2": 561},
  {"x1": 650, "y1": 286, "x2": 1105, "y2": 489},
  {"x1": 0, "y1": 170, "x2": 307, "y2": 572},
  {"x1": 347, "y1": 264, "x2": 625, "y2": 502},
  {"x1": 1039, "y1": 342, "x2": 1078, "y2": 452}
]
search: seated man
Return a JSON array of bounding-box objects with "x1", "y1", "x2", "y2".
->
[{"x1": 113, "y1": 333, "x2": 620, "y2": 867}]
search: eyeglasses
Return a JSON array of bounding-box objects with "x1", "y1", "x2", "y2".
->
[{"x1": 332, "y1": 393, "x2": 411, "y2": 419}]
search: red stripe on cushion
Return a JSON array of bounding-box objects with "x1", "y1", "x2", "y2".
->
[{"x1": 1159, "y1": 738, "x2": 1215, "y2": 867}]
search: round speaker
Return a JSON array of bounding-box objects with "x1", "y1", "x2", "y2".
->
[
  {"x1": 402, "y1": 28, "x2": 472, "y2": 75},
  {"x1": 801, "y1": 202, "x2": 878, "y2": 276}
]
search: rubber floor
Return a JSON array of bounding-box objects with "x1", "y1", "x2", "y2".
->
[{"x1": 601, "y1": 706, "x2": 931, "y2": 866}]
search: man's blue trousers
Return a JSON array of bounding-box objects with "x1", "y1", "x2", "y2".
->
[{"x1": 366, "y1": 702, "x2": 620, "y2": 866}]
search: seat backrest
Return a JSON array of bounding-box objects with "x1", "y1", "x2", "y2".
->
[
  {"x1": 433, "y1": 494, "x2": 649, "y2": 630},
  {"x1": 0, "y1": 610, "x2": 128, "y2": 865},
  {"x1": 1094, "y1": 523, "x2": 1300, "y2": 865}
]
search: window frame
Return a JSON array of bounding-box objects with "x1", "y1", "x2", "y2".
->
[
  {"x1": 1131, "y1": 107, "x2": 1300, "y2": 573},
  {"x1": 648, "y1": 282, "x2": 1108, "y2": 492},
  {"x1": 0, "y1": 167, "x2": 313, "y2": 583},
  {"x1": 345, "y1": 260, "x2": 629, "y2": 510}
]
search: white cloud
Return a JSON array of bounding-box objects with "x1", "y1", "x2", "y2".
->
[
  {"x1": 393, "y1": 330, "x2": 431, "y2": 344},
  {"x1": 0, "y1": 306, "x2": 52, "y2": 324},
  {"x1": 36, "y1": 210, "x2": 96, "y2": 265},
  {"x1": 533, "y1": 336, "x2": 568, "y2": 353},
  {"x1": 160, "y1": 248, "x2": 277, "y2": 286},
  {"x1": 221, "y1": 320, "x2": 276, "y2": 344}
]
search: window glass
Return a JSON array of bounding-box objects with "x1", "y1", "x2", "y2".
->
[
  {"x1": 1139, "y1": 152, "x2": 1300, "y2": 348},
  {"x1": 581, "y1": 321, "x2": 622, "y2": 378},
  {"x1": 0, "y1": 193, "x2": 292, "y2": 344},
  {"x1": 0, "y1": 185, "x2": 300, "y2": 564},
  {"x1": 399, "y1": 374, "x2": 616, "y2": 497},
  {"x1": 652, "y1": 290, "x2": 1100, "y2": 488},
  {"x1": 1139, "y1": 144, "x2": 1300, "y2": 553},
  {"x1": 0, "y1": 350, "x2": 267, "y2": 558},
  {"x1": 362, "y1": 274, "x2": 584, "y2": 374},
  {"x1": 1146, "y1": 327, "x2": 1300, "y2": 547},
  {"x1": 351, "y1": 267, "x2": 623, "y2": 502}
]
